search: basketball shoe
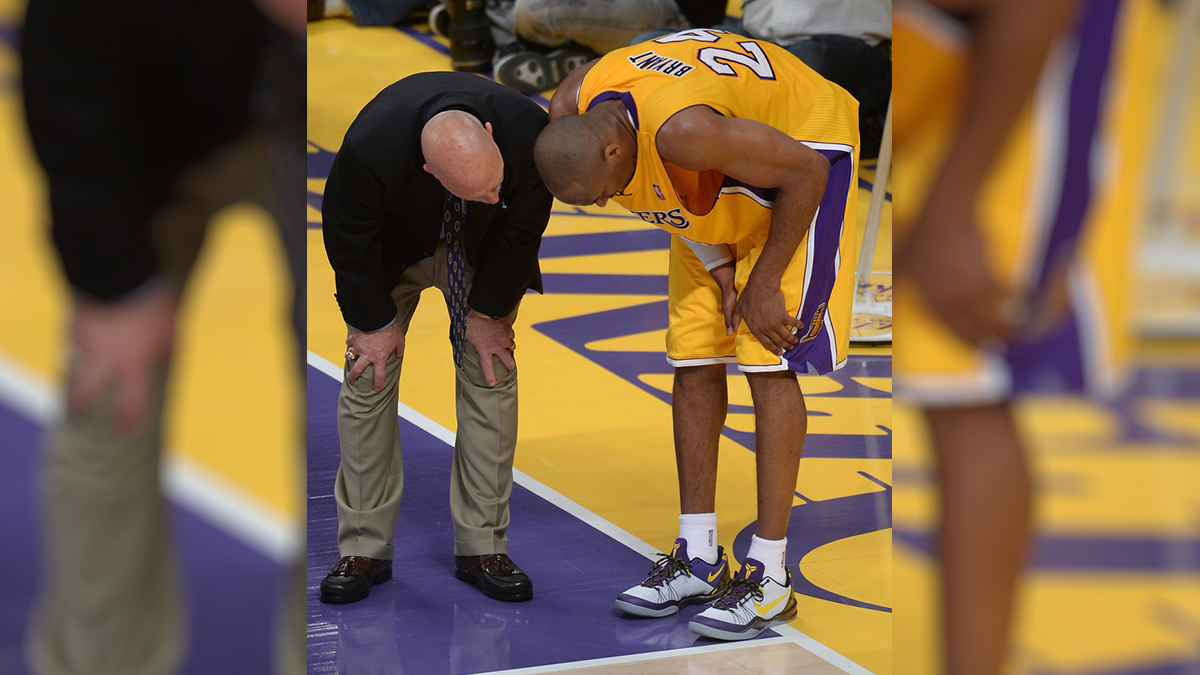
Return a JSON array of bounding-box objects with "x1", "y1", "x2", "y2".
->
[
  {"x1": 688, "y1": 558, "x2": 797, "y2": 640},
  {"x1": 615, "y1": 538, "x2": 729, "y2": 617}
]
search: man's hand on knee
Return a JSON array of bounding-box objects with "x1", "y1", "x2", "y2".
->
[
  {"x1": 346, "y1": 321, "x2": 405, "y2": 391},
  {"x1": 465, "y1": 309, "x2": 516, "y2": 387},
  {"x1": 67, "y1": 278, "x2": 180, "y2": 435}
]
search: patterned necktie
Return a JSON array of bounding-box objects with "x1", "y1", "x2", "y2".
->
[{"x1": 444, "y1": 191, "x2": 468, "y2": 368}]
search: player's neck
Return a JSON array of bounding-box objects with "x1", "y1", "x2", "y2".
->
[{"x1": 594, "y1": 100, "x2": 637, "y2": 152}]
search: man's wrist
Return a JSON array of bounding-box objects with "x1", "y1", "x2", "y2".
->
[
  {"x1": 349, "y1": 317, "x2": 398, "y2": 334},
  {"x1": 468, "y1": 308, "x2": 505, "y2": 321}
]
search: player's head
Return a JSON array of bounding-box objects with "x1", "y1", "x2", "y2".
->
[
  {"x1": 534, "y1": 113, "x2": 634, "y2": 207},
  {"x1": 421, "y1": 111, "x2": 504, "y2": 204}
]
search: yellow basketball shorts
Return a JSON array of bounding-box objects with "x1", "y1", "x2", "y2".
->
[
  {"x1": 664, "y1": 164, "x2": 858, "y2": 374},
  {"x1": 893, "y1": 0, "x2": 1135, "y2": 406}
]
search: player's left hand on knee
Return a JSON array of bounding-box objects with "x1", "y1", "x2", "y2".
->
[
  {"x1": 736, "y1": 277, "x2": 802, "y2": 355},
  {"x1": 465, "y1": 309, "x2": 516, "y2": 386}
]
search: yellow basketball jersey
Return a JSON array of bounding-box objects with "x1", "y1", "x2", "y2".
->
[
  {"x1": 575, "y1": 29, "x2": 862, "y2": 375},
  {"x1": 575, "y1": 29, "x2": 860, "y2": 246}
]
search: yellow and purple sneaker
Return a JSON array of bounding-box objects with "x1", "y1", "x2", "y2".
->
[
  {"x1": 688, "y1": 557, "x2": 797, "y2": 641},
  {"x1": 615, "y1": 538, "x2": 730, "y2": 618}
]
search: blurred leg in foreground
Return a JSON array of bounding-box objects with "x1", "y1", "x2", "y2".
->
[
  {"x1": 928, "y1": 405, "x2": 1030, "y2": 674},
  {"x1": 20, "y1": 0, "x2": 303, "y2": 672}
]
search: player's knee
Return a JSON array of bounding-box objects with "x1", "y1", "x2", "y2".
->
[{"x1": 746, "y1": 369, "x2": 800, "y2": 400}]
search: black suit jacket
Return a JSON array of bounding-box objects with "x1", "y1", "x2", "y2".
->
[
  {"x1": 20, "y1": 0, "x2": 269, "y2": 300},
  {"x1": 321, "y1": 72, "x2": 553, "y2": 332}
]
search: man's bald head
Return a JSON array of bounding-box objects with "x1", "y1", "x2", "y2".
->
[
  {"x1": 422, "y1": 110, "x2": 504, "y2": 203},
  {"x1": 534, "y1": 114, "x2": 613, "y2": 204}
]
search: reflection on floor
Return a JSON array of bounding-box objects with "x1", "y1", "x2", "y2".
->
[{"x1": 307, "y1": 365, "x2": 802, "y2": 674}]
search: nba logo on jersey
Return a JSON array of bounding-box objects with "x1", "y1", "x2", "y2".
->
[
  {"x1": 653, "y1": 184, "x2": 665, "y2": 200},
  {"x1": 801, "y1": 304, "x2": 827, "y2": 343}
]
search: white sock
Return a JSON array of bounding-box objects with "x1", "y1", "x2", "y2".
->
[
  {"x1": 747, "y1": 534, "x2": 788, "y2": 585},
  {"x1": 679, "y1": 513, "x2": 718, "y2": 564}
]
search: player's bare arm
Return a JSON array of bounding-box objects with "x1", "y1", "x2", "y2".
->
[
  {"x1": 927, "y1": 0, "x2": 1077, "y2": 188},
  {"x1": 903, "y1": 0, "x2": 1079, "y2": 346},
  {"x1": 657, "y1": 105, "x2": 829, "y2": 355},
  {"x1": 547, "y1": 58, "x2": 599, "y2": 121}
]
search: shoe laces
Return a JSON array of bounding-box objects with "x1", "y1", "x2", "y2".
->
[
  {"x1": 712, "y1": 576, "x2": 763, "y2": 611},
  {"x1": 641, "y1": 552, "x2": 693, "y2": 588}
]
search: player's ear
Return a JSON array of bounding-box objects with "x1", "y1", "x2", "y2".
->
[
  {"x1": 604, "y1": 143, "x2": 621, "y2": 162},
  {"x1": 423, "y1": 163, "x2": 433, "y2": 174}
]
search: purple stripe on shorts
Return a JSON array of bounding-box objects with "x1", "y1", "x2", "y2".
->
[
  {"x1": 784, "y1": 148, "x2": 853, "y2": 374},
  {"x1": 1029, "y1": 0, "x2": 1121, "y2": 291},
  {"x1": 1007, "y1": 0, "x2": 1121, "y2": 395},
  {"x1": 1008, "y1": 304, "x2": 1086, "y2": 393},
  {"x1": 586, "y1": 91, "x2": 640, "y2": 130}
]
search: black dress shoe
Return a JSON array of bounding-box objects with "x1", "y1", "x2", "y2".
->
[
  {"x1": 319, "y1": 556, "x2": 392, "y2": 604},
  {"x1": 454, "y1": 554, "x2": 533, "y2": 601}
]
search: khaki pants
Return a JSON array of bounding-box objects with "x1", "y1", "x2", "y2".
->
[
  {"x1": 334, "y1": 241, "x2": 519, "y2": 560},
  {"x1": 29, "y1": 130, "x2": 305, "y2": 675}
]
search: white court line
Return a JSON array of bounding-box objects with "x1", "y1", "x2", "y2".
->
[
  {"x1": 307, "y1": 349, "x2": 455, "y2": 447},
  {"x1": 307, "y1": 349, "x2": 875, "y2": 675},
  {"x1": 0, "y1": 351, "x2": 56, "y2": 422},
  {"x1": 0, "y1": 350, "x2": 299, "y2": 564}
]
